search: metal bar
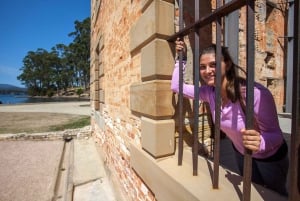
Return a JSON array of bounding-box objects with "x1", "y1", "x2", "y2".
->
[
  {"x1": 289, "y1": 0, "x2": 300, "y2": 199},
  {"x1": 225, "y1": 0, "x2": 239, "y2": 65},
  {"x1": 178, "y1": 0, "x2": 184, "y2": 166},
  {"x1": 168, "y1": 0, "x2": 246, "y2": 42},
  {"x1": 243, "y1": 1, "x2": 255, "y2": 201},
  {"x1": 192, "y1": 0, "x2": 200, "y2": 176},
  {"x1": 213, "y1": 0, "x2": 223, "y2": 189},
  {"x1": 285, "y1": 1, "x2": 295, "y2": 113}
]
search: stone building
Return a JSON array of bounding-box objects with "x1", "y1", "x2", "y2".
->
[{"x1": 90, "y1": 0, "x2": 295, "y2": 200}]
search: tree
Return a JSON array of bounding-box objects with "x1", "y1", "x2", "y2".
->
[
  {"x1": 17, "y1": 17, "x2": 90, "y2": 96},
  {"x1": 68, "y1": 17, "x2": 90, "y2": 89},
  {"x1": 18, "y1": 49, "x2": 55, "y2": 95},
  {"x1": 51, "y1": 44, "x2": 74, "y2": 92}
]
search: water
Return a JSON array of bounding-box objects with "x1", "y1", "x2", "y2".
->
[{"x1": 0, "y1": 94, "x2": 88, "y2": 104}]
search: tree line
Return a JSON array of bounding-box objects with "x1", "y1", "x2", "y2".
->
[{"x1": 17, "y1": 17, "x2": 90, "y2": 97}]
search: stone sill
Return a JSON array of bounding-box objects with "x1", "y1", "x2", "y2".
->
[{"x1": 130, "y1": 142, "x2": 287, "y2": 201}]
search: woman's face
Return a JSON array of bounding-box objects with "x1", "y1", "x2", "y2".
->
[{"x1": 199, "y1": 53, "x2": 228, "y2": 86}]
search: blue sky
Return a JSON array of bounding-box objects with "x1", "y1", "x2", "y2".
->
[{"x1": 0, "y1": 0, "x2": 90, "y2": 87}]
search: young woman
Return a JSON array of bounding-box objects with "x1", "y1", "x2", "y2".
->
[{"x1": 171, "y1": 39, "x2": 289, "y2": 196}]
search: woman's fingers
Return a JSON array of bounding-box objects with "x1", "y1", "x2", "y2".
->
[
  {"x1": 241, "y1": 128, "x2": 261, "y2": 152},
  {"x1": 175, "y1": 38, "x2": 185, "y2": 52}
]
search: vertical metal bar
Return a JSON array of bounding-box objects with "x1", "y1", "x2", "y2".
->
[
  {"x1": 213, "y1": 0, "x2": 222, "y2": 189},
  {"x1": 285, "y1": 1, "x2": 294, "y2": 113},
  {"x1": 193, "y1": 0, "x2": 200, "y2": 176},
  {"x1": 178, "y1": 0, "x2": 184, "y2": 166},
  {"x1": 289, "y1": 0, "x2": 300, "y2": 200},
  {"x1": 243, "y1": 1, "x2": 255, "y2": 201},
  {"x1": 225, "y1": 0, "x2": 239, "y2": 65}
]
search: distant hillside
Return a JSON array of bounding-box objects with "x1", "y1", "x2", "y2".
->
[{"x1": 0, "y1": 84, "x2": 27, "y2": 93}]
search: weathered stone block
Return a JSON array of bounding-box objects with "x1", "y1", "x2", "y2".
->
[
  {"x1": 141, "y1": 39, "x2": 175, "y2": 81},
  {"x1": 141, "y1": 0, "x2": 175, "y2": 12},
  {"x1": 95, "y1": 112, "x2": 105, "y2": 130},
  {"x1": 92, "y1": 100, "x2": 99, "y2": 111},
  {"x1": 90, "y1": 63, "x2": 97, "y2": 83},
  {"x1": 99, "y1": 78, "x2": 103, "y2": 90},
  {"x1": 141, "y1": 117, "x2": 175, "y2": 157},
  {"x1": 99, "y1": 89, "x2": 104, "y2": 103},
  {"x1": 94, "y1": 58, "x2": 99, "y2": 72},
  {"x1": 99, "y1": 102, "x2": 104, "y2": 113},
  {"x1": 130, "y1": 0, "x2": 174, "y2": 53},
  {"x1": 94, "y1": 80, "x2": 99, "y2": 91},
  {"x1": 99, "y1": 63, "x2": 104, "y2": 77},
  {"x1": 130, "y1": 80, "x2": 174, "y2": 119},
  {"x1": 94, "y1": 88, "x2": 99, "y2": 101}
]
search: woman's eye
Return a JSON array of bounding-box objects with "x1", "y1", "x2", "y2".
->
[
  {"x1": 200, "y1": 65, "x2": 206, "y2": 70},
  {"x1": 209, "y1": 63, "x2": 216, "y2": 68},
  {"x1": 199, "y1": 62, "x2": 216, "y2": 70}
]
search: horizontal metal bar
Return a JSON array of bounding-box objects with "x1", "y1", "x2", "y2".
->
[
  {"x1": 278, "y1": 36, "x2": 294, "y2": 41},
  {"x1": 167, "y1": 0, "x2": 246, "y2": 42}
]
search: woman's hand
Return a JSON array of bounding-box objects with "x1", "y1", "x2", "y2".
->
[
  {"x1": 240, "y1": 128, "x2": 261, "y2": 153},
  {"x1": 175, "y1": 38, "x2": 186, "y2": 55}
]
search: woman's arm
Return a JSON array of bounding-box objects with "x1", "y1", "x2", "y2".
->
[
  {"x1": 242, "y1": 84, "x2": 283, "y2": 154},
  {"x1": 171, "y1": 60, "x2": 195, "y2": 99},
  {"x1": 254, "y1": 85, "x2": 283, "y2": 153}
]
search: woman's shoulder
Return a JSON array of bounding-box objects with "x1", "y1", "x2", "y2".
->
[
  {"x1": 239, "y1": 81, "x2": 273, "y2": 100},
  {"x1": 240, "y1": 81, "x2": 269, "y2": 92},
  {"x1": 254, "y1": 82, "x2": 272, "y2": 95}
]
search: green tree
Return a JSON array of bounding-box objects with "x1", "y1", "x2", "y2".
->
[
  {"x1": 68, "y1": 17, "x2": 90, "y2": 89},
  {"x1": 17, "y1": 17, "x2": 90, "y2": 96},
  {"x1": 51, "y1": 44, "x2": 74, "y2": 92},
  {"x1": 18, "y1": 49, "x2": 58, "y2": 96}
]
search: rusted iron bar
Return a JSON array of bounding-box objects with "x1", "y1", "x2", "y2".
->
[
  {"x1": 167, "y1": 0, "x2": 246, "y2": 42},
  {"x1": 178, "y1": 0, "x2": 184, "y2": 166},
  {"x1": 289, "y1": 0, "x2": 300, "y2": 200},
  {"x1": 243, "y1": 1, "x2": 255, "y2": 201},
  {"x1": 192, "y1": 0, "x2": 200, "y2": 176},
  {"x1": 213, "y1": 0, "x2": 223, "y2": 190}
]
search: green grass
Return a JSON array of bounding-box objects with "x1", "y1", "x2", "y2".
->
[{"x1": 50, "y1": 116, "x2": 90, "y2": 131}]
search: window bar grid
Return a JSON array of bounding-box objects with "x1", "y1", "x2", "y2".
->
[
  {"x1": 178, "y1": 0, "x2": 184, "y2": 166},
  {"x1": 243, "y1": 1, "x2": 255, "y2": 201},
  {"x1": 192, "y1": 0, "x2": 200, "y2": 176},
  {"x1": 170, "y1": 2, "x2": 258, "y2": 200}
]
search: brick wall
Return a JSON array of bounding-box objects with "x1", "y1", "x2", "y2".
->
[
  {"x1": 91, "y1": 0, "x2": 156, "y2": 200},
  {"x1": 239, "y1": 0, "x2": 286, "y2": 112}
]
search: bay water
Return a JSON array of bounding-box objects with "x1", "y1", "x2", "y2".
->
[{"x1": 0, "y1": 94, "x2": 87, "y2": 104}]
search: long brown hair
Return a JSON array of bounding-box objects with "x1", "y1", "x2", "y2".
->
[{"x1": 199, "y1": 44, "x2": 246, "y2": 103}]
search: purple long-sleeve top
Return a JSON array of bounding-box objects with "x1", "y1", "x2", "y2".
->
[{"x1": 171, "y1": 60, "x2": 284, "y2": 159}]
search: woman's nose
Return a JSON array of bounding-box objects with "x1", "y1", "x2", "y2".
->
[{"x1": 205, "y1": 66, "x2": 212, "y2": 73}]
